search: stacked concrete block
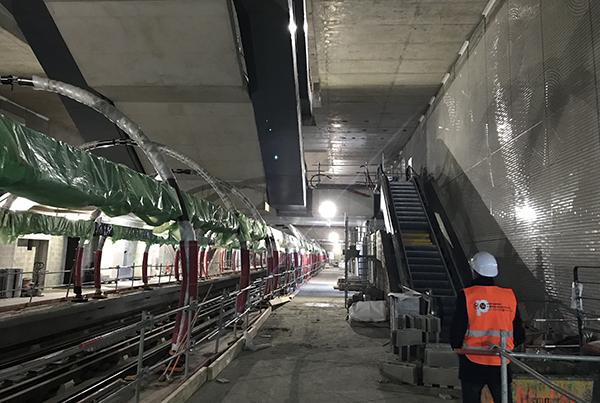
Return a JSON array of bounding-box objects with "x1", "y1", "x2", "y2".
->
[
  {"x1": 380, "y1": 361, "x2": 421, "y2": 385},
  {"x1": 422, "y1": 365, "x2": 460, "y2": 388},
  {"x1": 424, "y1": 344, "x2": 459, "y2": 368},
  {"x1": 422, "y1": 343, "x2": 460, "y2": 388}
]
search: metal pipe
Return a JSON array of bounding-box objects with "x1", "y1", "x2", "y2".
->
[
  {"x1": 0, "y1": 75, "x2": 196, "y2": 353},
  {"x1": 81, "y1": 139, "x2": 233, "y2": 211},
  {"x1": 509, "y1": 352, "x2": 600, "y2": 362},
  {"x1": 500, "y1": 335, "x2": 508, "y2": 403},
  {"x1": 344, "y1": 213, "x2": 349, "y2": 310},
  {"x1": 500, "y1": 351, "x2": 586, "y2": 403},
  {"x1": 135, "y1": 311, "x2": 148, "y2": 403}
]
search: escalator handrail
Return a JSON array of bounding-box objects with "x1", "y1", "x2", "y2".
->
[
  {"x1": 409, "y1": 172, "x2": 466, "y2": 291},
  {"x1": 378, "y1": 169, "x2": 413, "y2": 288}
]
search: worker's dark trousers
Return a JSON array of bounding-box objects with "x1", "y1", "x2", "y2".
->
[{"x1": 461, "y1": 380, "x2": 512, "y2": 403}]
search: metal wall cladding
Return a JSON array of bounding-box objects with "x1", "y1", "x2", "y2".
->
[{"x1": 402, "y1": 0, "x2": 600, "y2": 319}]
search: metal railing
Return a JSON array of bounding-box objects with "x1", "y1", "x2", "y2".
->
[
  {"x1": 573, "y1": 265, "x2": 600, "y2": 352},
  {"x1": 0, "y1": 262, "x2": 273, "y2": 304},
  {"x1": 0, "y1": 265, "x2": 180, "y2": 301},
  {"x1": 455, "y1": 336, "x2": 600, "y2": 403},
  {"x1": 0, "y1": 262, "x2": 326, "y2": 402}
]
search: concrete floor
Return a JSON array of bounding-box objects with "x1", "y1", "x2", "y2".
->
[{"x1": 189, "y1": 267, "x2": 458, "y2": 403}]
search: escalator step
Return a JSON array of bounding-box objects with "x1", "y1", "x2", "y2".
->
[
  {"x1": 413, "y1": 280, "x2": 452, "y2": 289},
  {"x1": 394, "y1": 202, "x2": 422, "y2": 207},
  {"x1": 398, "y1": 217, "x2": 428, "y2": 223},
  {"x1": 406, "y1": 250, "x2": 440, "y2": 258},
  {"x1": 403, "y1": 232, "x2": 430, "y2": 238},
  {"x1": 399, "y1": 224, "x2": 429, "y2": 232},
  {"x1": 411, "y1": 272, "x2": 448, "y2": 281},
  {"x1": 408, "y1": 256, "x2": 444, "y2": 265},
  {"x1": 392, "y1": 195, "x2": 418, "y2": 199},
  {"x1": 409, "y1": 264, "x2": 446, "y2": 273},
  {"x1": 397, "y1": 212, "x2": 426, "y2": 217},
  {"x1": 405, "y1": 245, "x2": 437, "y2": 251}
]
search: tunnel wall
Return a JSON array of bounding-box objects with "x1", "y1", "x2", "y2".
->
[{"x1": 402, "y1": 0, "x2": 600, "y2": 320}]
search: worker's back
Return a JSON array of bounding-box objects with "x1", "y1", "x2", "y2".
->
[{"x1": 449, "y1": 251, "x2": 524, "y2": 403}]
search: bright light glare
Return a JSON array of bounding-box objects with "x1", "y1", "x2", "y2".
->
[
  {"x1": 332, "y1": 242, "x2": 342, "y2": 254},
  {"x1": 288, "y1": 20, "x2": 297, "y2": 35},
  {"x1": 328, "y1": 231, "x2": 340, "y2": 243},
  {"x1": 9, "y1": 197, "x2": 37, "y2": 212},
  {"x1": 515, "y1": 205, "x2": 537, "y2": 222},
  {"x1": 332, "y1": 123, "x2": 342, "y2": 128},
  {"x1": 318, "y1": 200, "x2": 337, "y2": 219}
]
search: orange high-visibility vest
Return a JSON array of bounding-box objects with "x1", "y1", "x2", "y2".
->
[{"x1": 463, "y1": 285, "x2": 516, "y2": 366}]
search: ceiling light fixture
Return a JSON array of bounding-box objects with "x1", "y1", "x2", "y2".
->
[
  {"x1": 441, "y1": 73, "x2": 450, "y2": 85},
  {"x1": 482, "y1": 0, "x2": 499, "y2": 18},
  {"x1": 328, "y1": 231, "x2": 340, "y2": 243},
  {"x1": 288, "y1": 20, "x2": 297, "y2": 35},
  {"x1": 318, "y1": 200, "x2": 337, "y2": 219},
  {"x1": 458, "y1": 41, "x2": 469, "y2": 56}
]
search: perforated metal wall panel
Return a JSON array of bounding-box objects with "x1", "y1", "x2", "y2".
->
[{"x1": 402, "y1": 0, "x2": 600, "y2": 319}]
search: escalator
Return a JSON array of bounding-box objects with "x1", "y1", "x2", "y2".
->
[{"x1": 380, "y1": 172, "x2": 461, "y2": 336}]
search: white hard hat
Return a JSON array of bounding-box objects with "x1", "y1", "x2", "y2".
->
[{"x1": 469, "y1": 251, "x2": 498, "y2": 277}]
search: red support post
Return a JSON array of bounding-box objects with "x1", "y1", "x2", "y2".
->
[
  {"x1": 283, "y1": 251, "x2": 290, "y2": 290},
  {"x1": 293, "y1": 251, "x2": 299, "y2": 286},
  {"x1": 170, "y1": 240, "x2": 198, "y2": 353},
  {"x1": 142, "y1": 244, "x2": 151, "y2": 289},
  {"x1": 236, "y1": 244, "x2": 250, "y2": 313},
  {"x1": 198, "y1": 247, "x2": 205, "y2": 279},
  {"x1": 174, "y1": 248, "x2": 181, "y2": 282},
  {"x1": 92, "y1": 249, "x2": 103, "y2": 297},
  {"x1": 72, "y1": 245, "x2": 85, "y2": 302},
  {"x1": 203, "y1": 247, "x2": 210, "y2": 277},
  {"x1": 266, "y1": 243, "x2": 274, "y2": 295},
  {"x1": 219, "y1": 250, "x2": 225, "y2": 273},
  {"x1": 272, "y1": 250, "x2": 280, "y2": 293},
  {"x1": 92, "y1": 236, "x2": 107, "y2": 299}
]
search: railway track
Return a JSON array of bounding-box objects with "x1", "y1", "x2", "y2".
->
[{"x1": 0, "y1": 273, "x2": 267, "y2": 403}]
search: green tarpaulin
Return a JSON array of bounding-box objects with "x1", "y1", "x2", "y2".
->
[
  {"x1": 0, "y1": 115, "x2": 267, "y2": 242},
  {"x1": 0, "y1": 209, "x2": 93, "y2": 242},
  {"x1": 0, "y1": 209, "x2": 177, "y2": 245}
]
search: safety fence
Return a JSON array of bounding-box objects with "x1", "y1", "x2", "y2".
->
[
  {"x1": 455, "y1": 335, "x2": 600, "y2": 403},
  {"x1": 0, "y1": 265, "x2": 186, "y2": 301},
  {"x1": 0, "y1": 261, "x2": 292, "y2": 302}
]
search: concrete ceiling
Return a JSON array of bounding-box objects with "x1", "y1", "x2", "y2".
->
[
  {"x1": 44, "y1": 0, "x2": 266, "y2": 209},
  {"x1": 0, "y1": 3, "x2": 81, "y2": 145},
  {"x1": 305, "y1": 0, "x2": 488, "y2": 185}
]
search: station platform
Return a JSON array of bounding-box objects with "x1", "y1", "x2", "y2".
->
[
  {"x1": 0, "y1": 275, "x2": 178, "y2": 313},
  {"x1": 188, "y1": 267, "x2": 458, "y2": 403}
]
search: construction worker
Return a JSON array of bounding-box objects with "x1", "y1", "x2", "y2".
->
[{"x1": 450, "y1": 251, "x2": 525, "y2": 403}]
